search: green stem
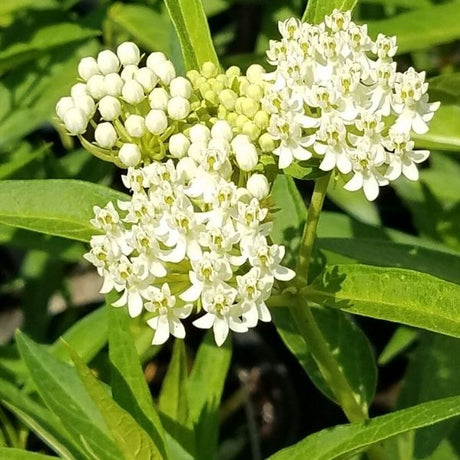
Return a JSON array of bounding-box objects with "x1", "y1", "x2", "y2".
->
[
  {"x1": 296, "y1": 173, "x2": 331, "y2": 283},
  {"x1": 288, "y1": 173, "x2": 386, "y2": 460}
]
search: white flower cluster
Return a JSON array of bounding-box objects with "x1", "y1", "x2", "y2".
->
[
  {"x1": 263, "y1": 10, "x2": 439, "y2": 200},
  {"x1": 85, "y1": 158, "x2": 294, "y2": 346},
  {"x1": 56, "y1": 42, "x2": 193, "y2": 167}
]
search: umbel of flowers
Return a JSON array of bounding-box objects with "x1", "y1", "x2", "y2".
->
[{"x1": 56, "y1": 10, "x2": 439, "y2": 345}]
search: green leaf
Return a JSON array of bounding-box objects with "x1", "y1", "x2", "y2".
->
[
  {"x1": 108, "y1": 304, "x2": 167, "y2": 458},
  {"x1": 283, "y1": 159, "x2": 328, "y2": 182},
  {"x1": 302, "y1": 0, "x2": 358, "y2": 23},
  {"x1": 307, "y1": 264, "x2": 460, "y2": 338},
  {"x1": 0, "y1": 449, "x2": 58, "y2": 459},
  {"x1": 378, "y1": 326, "x2": 418, "y2": 366},
  {"x1": 50, "y1": 306, "x2": 108, "y2": 364},
  {"x1": 272, "y1": 307, "x2": 377, "y2": 408},
  {"x1": 15, "y1": 331, "x2": 122, "y2": 460},
  {"x1": 0, "y1": 376, "x2": 85, "y2": 458},
  {"x1": 69, "y1": 346, "x2": 163, "y2": 460},
  {"x1": 397, "y1": 333, "x2": 460, "y2": 458},
  {"x1": 163, "y1": 0, "x2": 219, "y2": 70},
  {"x1": 429, "y1": 73, "x2": 460, "y2": 105},
  {"x1": 317, "y1": 238, "x2": 460, "y2": 284},
  {"x1": 269, "y1": 395, "x2": 460, "y2": 460},
  {"x1": 159, "y1": 339, "x2": 194, "y2": 453},
  {"x1": 108, "y1": 4, "x2": 172, "y2": 54},
  {"x1": 412, "y1": 105, "x2": 460, "y2": 152},
  {"x1": 0, "y1": 180, "x2": 128, "y2": 242},
  {"x1": 0, "y1": 0, "x2": 57, "y2": 17},
  {"x1": 327, "y1": 185, "x2": 381, "y2": 226},
  {"x1": 187, "y1": 332, "x2": 232, "y2": 460},
  {"x1": 366, "y1": 3, "x2": 460, "y2": 54}
]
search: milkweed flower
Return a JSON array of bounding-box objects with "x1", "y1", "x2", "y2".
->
[
  {"x1": 262, "y1": 10, "x2": 439, "y2": 200},
  {"x1": 85, "y1": 159, "x2": 294, "y2": 346}
]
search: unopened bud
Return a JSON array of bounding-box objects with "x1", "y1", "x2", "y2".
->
[
  {"x1": 146, "y1": 52, "x2": 167, "y2": 70},
  {"x1": 155, "y1": 60, "x2": 176, "y2": 85},
  {"x1": 211, "y1": 120, "x2": 233, "y2": 142},
  {"x1": 225, "y1": 66, "x2": 241, "y2": 79},
  {"x1": 189, "y1": 124, "x2": 210, "y2": 143},
  {"x1": 121, "y1": 80, "x2": 144, "y2": 104},
  {"x1": 245, "y1": 83, "x2": 264, "y2": 101},
  {"x1": 218, "y1": 89, "x2": 237, "y2": 110},
  {"x1": 71, "y1": 83, "x2": 89, "y2": 98},
  {"x1": 254, "y1": 110, "x2": 269, "y2": 129},
  {"x1": 97, "y1": 50, "x2": 120, "y2": 75},
  {"x1": 104, "y1": 73, "x2": 124, "y2": 97},
  {"x1": 258, "y1": 132, "x2": 276, "y2": 152},
  {"x1": 56, "y1": 97, "x2": 74, "y2": 120},
  {"x1": 177, "y1": 157, "x2": 197, "y2": 182},
  {"x1": 149, "y1": 87, "x2": 169, "y2": 110},
  {"x1": 63, "y1": 107, "x2": 88, "y2": 135},
  {"x1": 98, "y1": 96, "x2": 121, "y2": 121},
  {"x1": 125, "y1": 114, "x2": 146, "y2": 137},
  {"x1": 87, "y1": 74, "x2": 107, "y2": 100},
  {"x1": 135, "y1": 68, "x2": 158, "y2": 92},
  {"x1": 170, "y1": 76, "x2": 192, "y2": 98},
  {"x1": 247, "y1": 173, "x2": 270, "y2": 200},
  {"x1": 95, "y1": 122, "x2": 117, "y2": 149},
  {"x1": 167, "y1": 97, "x2": 190, "y2": 120},
  {"x1": 201, "y1": 62, "x2": 218, "y2": 79},
  {"x1": 117, "y1": 42, "x2": 140, "y2": 66},
  {"x1": 241, "y1": 97, "x2": 259, "y2": 118},
  {"x1": 242, "y1": 121, "x2": 260, "y2": 141},
  {"x1": 73, "y1": 95, "x2": 96, "y2": 119},
  {"x1": 246, "y1": 64, "x2": 265, "y2": 84},
  {"x1": 169, "y1": 133, "x2": 190, "y2": 158},
  {"x1": 78, "y1": 57, "x2": 100, "y2": 81},
  {"x1": 119, "y1": 143, "x2": 141, "y2": 167},
  {"x1": 234, "y1": 140, "x2": 258, "y2": 171},
  {"x1": 121, "y1": 65, "x2": 138, "y2": 81},
  {"x1": 145, "y1": 109, "x2": 168, "y2": 135}
]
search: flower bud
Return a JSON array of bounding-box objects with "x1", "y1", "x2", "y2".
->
[
  {"x1": 246, "y1": 64, "x2": 265, "y2": 84},
  {"x1": 97, "y1": 50, "x2": 120, "y2": 75},
  {"x1": 146, "y1": 52, "x2": 167, "y2": 70},
  {"x1": 188, "y1": 141, "x2": 206, "y2": 162},
  {"x1": 169, "y1": 133, "x2": 190, "y2": 158},
  {"x1": 121, "y1": 65, "x2": 138, "y2": 81},
  {"x1": 63, "y1": 107, "x2": 88, "y2": 135},
  {"x1": 78, "y1": 57, "x2": 100, "y2": 81},
  {"x1": 169, "y1": 76, "x2": 192, "y2": 99},
  {"x1": 234, "y1": 140, "x2": 258, "y2": 171},
  {"x1": 225, "y1": 66, "x2": 241, "y2": 79},
  {"x1": 119, "y1": 143, "x2": 141, "y2": 167},
  {"x1": 95, "y1": 122, "x2": 117, "y2": 149},
  {"x1": 211, "y1": 120, "x2": 233, "y2": 142},
  {"x1": 254, "y1": 110, "x2": 269, "y2": 129},
  {"x1": 241, "y1": 97, "x2": 259, "y2": 118},
  {"x1": 87, "y1": 74, "x2": 107, "y2": 100},
  {"x1": 98, "y1": 95, "x2": 121, "y2": 121},
  {"x1": 56, "y1": 97, "x2": 74, "y2": 120},
  {"x1": 145, "y1": 109, "x2": 168, "y2": 135},
  {"x1": 125, "y1": 114, "x2": 146, "y2": 137},
  {"x1": 201, "y1": 62, "x2": 218, "y2": 79},
  {"x1": 186, "y1": 69, "x2": 200, "y2": 86},
  {"x1": 242, "y1": 121, "x2": 260, "y2": 141},
  {"x1": 189, "y1": 124, "x2": 210, "y2": 143},
  {"x1": 258, "y1": 132, "x2": 276, "y2": 152},
  {"x1": 204, "y1": 90, "x2": 218, "y2": 105},
  {"x1": 117, "y1": 42, "x2": 140, "y2": 66},
  {"x1": 155, "y1": 60, "x2": 176, "y2": 85},
  {"x1": 104, "y1": 73, "x2": 124, "y2": 97},
  {"x1": 149, "y1": 87, "x2": 169, "y2": 110},
  {"x1": 245, "y1": 83, "x2": 264, "y2": 101},
  {"x1": 135, "y1": 68, "x2": 158, "y2": 92},
  {"x1": 71, "y1": 83, "x2": 89, "y2": 98},
  {"x1": 73, "y1": 95, "x2": 96, "y2": 118},
  {"x1": 218, "y1": 89, "x2": 237, "y2": 110},
  {"x1": 236, "y1": 114, "x2": 250, "y2": 129},
  {"x1": 177, "y1": 157, "x2": 197, "y2": 182},
  {"x1": 121, "y1": 80, "x2": 144, "y2": 104},
  {"x1": 231, "y1": 134, "x2": 251, "y2": 149},
  {"x1": 167, "y1": 96, "x2": 190, "y2": 120},
  {"x1": 247, "y1": 173, "x2": 270, "y2": 200}
]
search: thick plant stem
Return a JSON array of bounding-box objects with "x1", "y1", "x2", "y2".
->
[
  {"x1": 290, "y1": 173, "x2": 386, "y2": 460},
  {"x1": 296, "y1": 173, "x2": 331, "y2": 282}
]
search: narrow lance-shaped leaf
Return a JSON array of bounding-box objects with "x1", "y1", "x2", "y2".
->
[
  {"x1": 269, "y1": 395, "x2": 460, "y2": 460},
  {"x1": 15, "y1": 331, "x2": 122, "y2": 460},
  {"x1": 187, "y1": 332, "x2": 232, "y2": 460},
  {"x1": 0, "y1": 449, "x2": 59, "y2": 460},
  {"x1": 0, "y1": 180, "x2": 128, "y2": 242},
  {"x1": 163, "y1": 0, "x2": 219, "y2": 70},
  {"x1": 307, "y1": 264, "x2": 460, "y2": 339},
  {"x1": 108, "y1": 302, "x2": 168, "y2": 458},
  {"x1": 69, "y1": 345, "x2": 163, "y2": 460}
]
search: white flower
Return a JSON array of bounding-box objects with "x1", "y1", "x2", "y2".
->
[
  {"x1": 119, "y1": 143, "x2": 141, "y2": 167},
  {"x1": 193, "y1": 284, "x2": 246, "y2": 346},
  {"x1": 233, "y1": 138, "x2": 259, "y2": 171},
  {"x1": 247, "y1": 173, "x2": 270, "y2": 200},
  {"x1": 117, "y1": 42, "x2": 141, "y2": 66},
  {"x1": 95, "y1": 122, "x2": 117, "y2": 149}
]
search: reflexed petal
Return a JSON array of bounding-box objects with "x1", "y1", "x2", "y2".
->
[
  {"x1": 385, "y1": 159, "x2": 402, "y2": 181},
  {"x1": 169, "y1": 317, "x2": 186, "y2": 339},
  {"x1": 363, "y1": 174, "x2": 379, "y2": 201},
  {"x1": 152, "y1": 316, "x2": 170, "y2": 344},
  {"x1": 319, "y1": 151, "x2": 336, "y2": 171},
  {"x1": 411, "y1": 149, "x2": 430, "y2": 163},
  {"x1": 402, "y1": 161, "x2": 419, "y2": 181},
  {"x1": 180, "y1": 282, "x2": 201, "y2": 301},
  {"x1": 193, "y1": 313, "x2": 215, "y2": 329},
  {"x1": 273, "y1": 265, "x2": 296, "y2": 281},
  {"x1": 127, "y1": 292, "x2": 143, "y2": 317},
  {"x1": 344, "y1": 172, "x2": 363, "y2": 192},
  {"x1": 213, "y1": 318, "x2": 230, "y2": 346}
]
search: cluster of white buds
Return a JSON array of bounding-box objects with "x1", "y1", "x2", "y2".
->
[
  {"x1": 85, "y1": 159, "x2": 294, "y2": 346},
  {"x1": 56, "y1": 42, "x2": 195, "y2": 168},
  {"x1": 263, "y1": 10, "x2": 439, "y2": 200}
]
